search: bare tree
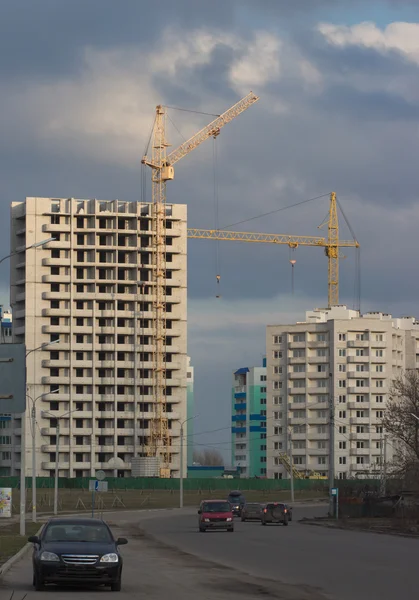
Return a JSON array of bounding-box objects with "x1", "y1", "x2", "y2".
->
[
  {"x1": 193, "y1": 448, "x2": 224, "y2": 466},
  {"x1": 383, "y1": 370, "x2": 419, "y2": 478}
]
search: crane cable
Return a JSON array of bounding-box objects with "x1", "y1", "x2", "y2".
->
[{"x1": 213, "y1": 137, "x2": 221, "y2": 298}]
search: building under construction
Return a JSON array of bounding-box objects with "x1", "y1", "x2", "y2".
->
[{"x1": 10, "y1": 197, "x2": 188, "y2": 478}]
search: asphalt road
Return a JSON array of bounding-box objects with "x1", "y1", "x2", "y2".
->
[{"x1": 138, "y1": 505, "x2": 419, "y2": 600}]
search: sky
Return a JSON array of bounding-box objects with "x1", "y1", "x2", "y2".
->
[{"x1": 1, "y1": 0, "x2": 419, "y2": 462}]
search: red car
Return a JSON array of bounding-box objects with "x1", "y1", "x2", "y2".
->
[{"x1": 198, "y1": 499, "x2": 234, "y2": 532}]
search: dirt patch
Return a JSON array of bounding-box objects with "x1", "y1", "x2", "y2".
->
[{"x1": 0, "y1": 522, "x2": 40, "y2": 569}]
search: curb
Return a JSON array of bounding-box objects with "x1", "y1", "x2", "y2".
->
[
  {"x1": 0, "y1": 526, "x2": 42, "y2": 579},
  {"x1": 299, "y1": 519, "x2": 419, "y2": 539}
]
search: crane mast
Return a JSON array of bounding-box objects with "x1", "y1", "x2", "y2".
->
[{"x1": 142, "y1": 93, "x2": 259, "y2": 477}]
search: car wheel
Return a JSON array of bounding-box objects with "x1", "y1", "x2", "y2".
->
[
  {"x1": 262, "y1": 521, "x2": 266, "y2": 526},
  {"x1": 241, "y1": 517, "x2": 246, "y2": 522},
  {"x1": 34, "y1": 571, "x2": 44, "y2": 591},
  {"x1": 199, "y1": 527, "x2": 206, "y2": 532},
  {"x1": 111, "y1": 578, "x2": 122, "y2": 592},
  {"x1": 228, "y1": 527, "x2": 234, "y2": 532}
]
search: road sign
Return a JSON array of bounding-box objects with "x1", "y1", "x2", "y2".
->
[
  {"x1": 89, "y1": 480, "x2": 108, "y2": 492},
  {"x1": 331, "y1": 487, "x2": 338, "y2": 496},
  {"x1": 95, "y1": 470, "x2": 106, "y2": 481},
  {"x1": 0, "y1": 344, "x2": 26, "y2": 413}
]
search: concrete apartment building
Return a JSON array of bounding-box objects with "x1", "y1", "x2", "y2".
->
[
  {"x1": 266, "y1": 306, "x2": 419, "y2": 480},
  {"x1": 186, "y1": 357, "x2": 194, "y2": 466},
  {"x1": 232, "y1": 359, "x2": 267, "y2": 477},
  {"x1": 10, "y1": 196, "x2": 188, "y2": 478}
]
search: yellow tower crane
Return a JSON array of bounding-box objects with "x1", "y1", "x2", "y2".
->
[
  {"x1": 141, "y1": 92, "x2": 259, "y2": 477},
  {"x1": 188, "y1": 192, "x2": 360, "y2": 307}
]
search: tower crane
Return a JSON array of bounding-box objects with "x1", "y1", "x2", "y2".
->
[
  {"x1": 188, "y1": 192, "x2": 360, "y2": 307},
  {"x1": 141, "y1": 92, "x2": 259, "y2": 477}
]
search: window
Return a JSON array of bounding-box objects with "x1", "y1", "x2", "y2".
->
[
  {"x1": 317, "y1": 425, "x2": 327, "y2": 433},
  {"x1": 356, "y1": 410, "x2": 365, "y2": 418},
  {"x1": 338, "y1": 395, "x2": 346, "y2": 403},
  {"x1": 273, "y1": 381, "x2": 283, "y2": 389},
  {"x1": 376, "y1": 425, "x2": 383, "y2": 434},
  {"x1": 356, "y1": 456, "x2": 365, "y2": 464},
  {"x1": 274, "y1": 366, "x2": 283, "y2": 374},
  {"x1": 293, "y1": 410, "x2": 305, "y2": 419},
  {"x1": 375, "y1": 349, "x2": 383, "y2": 357},
  {"x1": 375, "y1": 380, "x2": 384, "y2": 388},
  {"x1": 318, "y1": 456, "x2": 327, "y2": 465},
  {"x1": 338, "y1": 380, "x2": 346, "y2": 388},
  {"x1": 293, "y1": 334, "x2": 305, "y2": 342},
  {"x1": 317, "y1": 348, "x2": 327, "y2": 357},
  {"x1": 375, "y1": 395, "x2": 383, "y2": 403},
  {"x1": 274, "y1": 426, "x2": 282, "y2": 435},
  {"x1": 356, "y1": 364, "x2": 367, "y2": 372},
  {"x1": 356, "y1": 380, "x2": 365, "y2": 387},
  {"x1": 339, "y1": 441, "x2": 346, "y2": 449},
  {"x1": 339, "y1": 410, "x2": 346, "y2": 418},
  {"x1": 273, "y1": 335, "x2": 282, "y2": 344},
  {"x1": 293, "y1": 395, "x2": 305, "y2": 404},
  {"x1": 317, "y1": 441, "x2": 327, "y2": 449},
  {"x1": 356, "y1": 333, "x2": 367, "y2": 341},
  {"x1": 260, "y1": 387, "x2": 267, "y2": 393},
  {"x1": 338, "y1": 349, "x2": 346, "y2": 357},
  {"x1": 260, "y1": 457, "x2": 267, "y2": 463},
  {"x1": 273, "y1": 411, "x2": 282, "y2": 420},
  {"x1": 274, "y1": 442, "x2": 283, "y2": 450},
  {"x1": 273, "y1": 350, "x2": 282, "y2": 359},
  {"x1": 339, "y1": 426, "x2": 346, "y2": 433},
  {"x1": 260, "y1": 375, "x2": 267, "y2": 381},
  {"x1": 293, "y1": 380, "x2": 305, "y2": 388},
  {"x1": 356, "y1": 349, "x2": 365, "y2": 356},
  {"x1": 376, "y1": 410, "x2": 384, "y2": 418},
  {"x1": 376, "y1": 334, "x2": 384, "y2": 341},
  {"x1": 317, "y1": 380, "x2": 327, "y2": 388},
  {"x1": 338, "y1": 333, "x2": 346, "y2": 341},
  {"x1": 317, "y1": 410, "x2": 327, "y2": 418},
  {"x1": 317, "y1": 334, "x2": 326, "y2": 341},
  {"x1": 356, "y1": 441, "x2": 364, "y2": 448},
  {"x1": 339, "y1": 456, "x2": 346, "y2": 464},
  {"x1": 294, "y1": 456, "x2": 305, "y2": 465},
  {"x1": 356, "y1": 395, "x2": 365, "y2": 403},
  {"x1": 292, "y1": 349, "x2": 304, "y2": 358},
  {"x1": 356, "y1": 426, "x2": 365, "y2": 433},
  {"x1": 260, "y1": 445, "x2": 267, "y2": 451},
  {"x1": 318, "y1": 394, "x2": 328, "y2": 403},
  {"x1": 293, "y1": 365, "x2": 305, "y2": 372},
  {"x1": 338, "y1": 364, "x2": 346, "y2": 372},
  {"x1": 375, "y1": 365, "x2": 383, "y2": 372},
  {"x1": 294, "y1": 441, "x2": 306, "y2": 449},
  {"x1": 273, "y1": 396, "x2": 282, "y2": 405}
]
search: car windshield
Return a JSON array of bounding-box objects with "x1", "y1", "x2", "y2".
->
[
  {"x1": 43, "y1": 523, "x2": 112, "y2": 543},
  {"x1": 228, "y1": 495, "x2": 245, "y2": 505},
  {"x1": 267, "y1": 503, "x2": 285, "y2": 510},
  {"x1": 202, "y1": 502, "x2": 231, "y2": 512}
]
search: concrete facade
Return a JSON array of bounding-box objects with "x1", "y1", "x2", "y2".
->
[
  {"x1": 10, "y1": 197, "x2": 188, "y2": 478},
  {"x1": 0, "y1": 308, "x2": 13, "y2": 475},
  {"x1": 232, "y1": 360, "x2": 267, "y2": 477},
  {"x1": 266, "y1": 306, "x2": 419, "y2": 480}
]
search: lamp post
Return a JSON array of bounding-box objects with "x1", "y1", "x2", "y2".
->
[
  {"x1": 180, "y1": 415, "x2": 199, "y2": 509},
  {"x1": 0, "y1": 236, "x2": 55, "y2": 537},
  {"x1": 28, "y1": 387, "x2": 60, "y2": 522},
  {"x1": 43, "y1": 409, "x2": 78, "y2": 515}
]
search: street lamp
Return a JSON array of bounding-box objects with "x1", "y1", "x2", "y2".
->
[
  {"x1": 28, "y1": 389, "x2": 59, "y2": 522},
  {"x1": 26, "y1": 338, "x2": 60, "y2": 358},
  {"x1": 0, "y1": 237, "x2": 56, "y2": 265},
  {"x1": 0, "y1": 236, "x2": 56, "y2": 537},
  {"x1": 180, "y1": 414, "x2": 199, "y2": 509},
  {"x1": 43, "y1": 409, "x2": 79, "y2": 515}
]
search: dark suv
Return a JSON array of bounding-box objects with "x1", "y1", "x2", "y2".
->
[
  {"x1": 227, "y1": 491, "x2": 246, "y2": 516},
  {"x1": 261, "y1": 502, "x2": 290, "y2": 526}
]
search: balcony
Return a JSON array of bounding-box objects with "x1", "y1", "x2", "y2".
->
[
  {"x1": 349, "y1": 417, "x2": 370, "y2": 425},
  {"x1": 289, "y1": 402, "x2": 307, "y2": 410},
  {"x1": 288, "y1": 372, "x2": 306, "y2": 379},
  {"x1": 347, "y1": 356, "x2": 370, "y2": 363},
  {"x1": 347, "y1": 340, "x2": 369, "y2": 348},
  {"x1": 371, "y1": 341, "x2": 387, "y2": 349},
  {"x1": 288, "y1": 387, "x2": 306, "y2": 395},
  {"x1": 307, "y1": 448, "x2": 328, "y2": 456},
  {"x1": 349, "y1": 433, "x2": 370, "y2": 441},
  {"x1": 307, "y1": 387, "x2": 328, "y2": 394},
  {"x1": 42, "y1": 223, "x2": 71, "y2": 233},
  {"x1": 307, "y1": 417, "x2": 329, "y2": 425},
  {"x1": 307, "y1": 341, "x2": 328, "y2": 349},
  {"x1": 350, "y1": 448, "x2": 369, "y2": 456},
  {"x1": 307, "y1": 372, "x2": 328, "y2": 379},
  {"x1": 308, "y1": 432, "x2": 329, "y2": 440},
  {"x1": 287, "y1": 357, "x2": 306, "y2": 365},
  {"x1": 347, "y1": 370, "x2": 370, "y2": 378},
  {"x1": 288, "y1": 342, "x2": 306, "y2": 349},
  {"x1": 348, "y1": 386, "x2": 370, "y2": 394},
  {"x1": 348, "y1": 401, "x2": 370, "y2": 410},
  {"x1": 288, "y1": 417, "x2": 306, "y2": 425},
  {"x1": 308, "y1": 356, "x2": 329, "y2": 364}
]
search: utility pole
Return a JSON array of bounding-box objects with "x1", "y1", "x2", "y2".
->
[
  {"x1": 54, "y1": 419, "x2": 60, "y2": 515},
  {"x1": 288, "y1": 427, "x2": 294, "y2": 503},
  {"x1": 328, "y1": 373, "x2": 335, "y2": 517},
  {"x1": 180, "y1": 421, "x2": 184, "y2": 508}
]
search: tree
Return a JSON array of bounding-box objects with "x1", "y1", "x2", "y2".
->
[
  {"x1": 193, "y1": 448, "x2": 224, "y2": 466},
  {"x1": 382, "y1": 370, "x2": 419, "y2": 480}
]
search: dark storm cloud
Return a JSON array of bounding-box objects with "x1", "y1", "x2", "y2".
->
[{"x1": 0, "y1": 0, "x2": 235, "y2": 81}]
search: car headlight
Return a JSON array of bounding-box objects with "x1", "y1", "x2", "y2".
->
[
  {"x1": 40, "y1": 551, "x2": 59, "y2": 562},
  {"x1": 226, "y1": 517, "x2": 232, "y2": 522},
  {"x1": 100, "y1": 553, "x2": 119, "y2": 563},
  {"x1": 204, "y1": 518, "x2": 210, "y2": 522}
]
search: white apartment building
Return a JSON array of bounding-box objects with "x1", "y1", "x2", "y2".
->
[
  {"x1": 10, "y1": 197, "x2": 187, "y2": 478},
  {"x1": 266, "y1": 306, "x2": 419, "y2": 480}
]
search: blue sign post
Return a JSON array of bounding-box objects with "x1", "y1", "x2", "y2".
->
[{"x1": 331, "y1": 487, "x2": 339, "y2": 519}]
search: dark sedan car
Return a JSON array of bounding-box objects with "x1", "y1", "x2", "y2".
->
[
  {"x1": 28, "y1": 517, "x2": 128, "y2": 591},
  {"x1": 261, "y1": 502, "x2": 290, "y2": 526},
  {"x1": 241, "y1": 502, "x2": 263, "y2": 521}
]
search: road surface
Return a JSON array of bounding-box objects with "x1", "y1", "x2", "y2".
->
[{"x1": 138, "y1": 505, "x2": 419, "y2": 600}]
